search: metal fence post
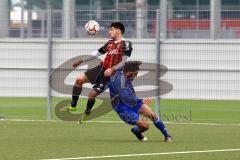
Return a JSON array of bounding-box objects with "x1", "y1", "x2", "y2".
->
[
  {"x1": 160, "y1": 0, "x2": 167, "y2": 39},
  {"x1": 210, "y1": 0, "x2": 221, "y2": 39},
  {"x1": 0, "y1": 0, "x2": 9, "y2": 38},
  {"x1": 47, "y1": 2, "x2": 52, "y2": 120},
  {"x1": 41, "y1": 10, "x2": 45, "y2": 38},
  {"x1": 155, "y1": 9, "x2": 161, "y2": 117},
  {"x1": 20, "y1": 0, "x2": 24, "y2": 38}
]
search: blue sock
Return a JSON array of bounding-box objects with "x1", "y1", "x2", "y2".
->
[{"x1": 154, "y1": 118, "x2": 170, "y2": 138}]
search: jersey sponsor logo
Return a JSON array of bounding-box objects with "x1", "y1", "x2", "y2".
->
[{"x1": 107, "y1": 49, "x2": 120, "y2": 55}]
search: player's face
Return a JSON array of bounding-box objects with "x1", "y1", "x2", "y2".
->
[{"x1": 108, "y1": 27, "x2": 121, "y2": 39}]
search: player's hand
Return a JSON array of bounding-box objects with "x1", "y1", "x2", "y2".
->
[
  {"x1": 143, "y1": 98, "x2": 152, "y2": 105},
  {"x1": 104, "y1": 68, "x2": 114, "y2": 77},
  {"x1": 72, "y1": 60, "x2": 83, "y2": 69}
]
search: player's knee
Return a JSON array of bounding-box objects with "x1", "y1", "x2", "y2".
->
[
  {"x1": 75, "y1": 78, "x2": 84, "y2": 86},
  {"x1": 88, "y1": 95, "x2": 96, "y2": 101},
  {"x1": 75, "y1": 74, "x2": 88, "y2": 86},
  {"x1": 142, "y1": 123, "x2": 149, "y2": 131},
  {"x1": 88, "y1": 91, "x2": 98, "y2": 100},
  {"x1": 139, "y1": 122, "x2": 149, "y2": 131}
]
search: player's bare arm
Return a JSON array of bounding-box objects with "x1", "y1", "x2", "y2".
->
[{"x1": 72, "y1": 59, "x2": 83, "y2": 69}]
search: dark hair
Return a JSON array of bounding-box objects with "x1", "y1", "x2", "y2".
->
[
  {"x1": 123, "y1": 61, "x2": 142, "y2": 72},
  {"x1": 109, "y1": 22, "x2": 125, "y2": 34}
]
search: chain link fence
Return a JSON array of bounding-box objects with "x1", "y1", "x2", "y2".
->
[
  {"x1": 0, "y1": 9, "x2": 240, "y2": 122},
  {"x1": 167, "y1": 10, "x2": 240, "y2": 39},
  {"x1": 2, "y1": 9, "x2": 240, "y2": 39}
]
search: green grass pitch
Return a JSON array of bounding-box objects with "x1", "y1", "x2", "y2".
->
[{"x1": 0, "y1": 97, "x2": 240, "y2": 160}]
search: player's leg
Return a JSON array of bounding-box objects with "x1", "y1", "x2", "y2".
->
[
  {"x1": 70, "y1": 65, "x2": 102, "y2": 111},
  {"x1": 115, "y1": 103, "x2": 148, "y2": 141},
  {"x1": 77, "y1": 89, "x2": 99, "y2": 124},
  {"x1": 131, "y1": 119, "x2": 149, "y2": 141},
  {"x1": 84, "y1": 89, "x2": 100, "y2": 115},
  {"x1": 139, "y1": 104, "x2": 173, "y2": 142},
  {"x1": 84, "y1": 66, "x2": 109, "y2": 114},
  {"x1": 70, "y1": 73, "x2": 89, "y2": 111}
]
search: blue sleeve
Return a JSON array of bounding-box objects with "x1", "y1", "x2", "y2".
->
[
  {"x1": 128, "y1": 82, "x2": 136, "y2": 95},
  {"x1": 112, "y1": 72, "x2": 138, "y2": 107},
  {"x1": 128, "y1": 81, "x2": 143, "y2": 103}
]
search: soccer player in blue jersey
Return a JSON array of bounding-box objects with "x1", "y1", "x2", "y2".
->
[{"x1": 109, "y1": 61, "x2": 173, "y2": 142}]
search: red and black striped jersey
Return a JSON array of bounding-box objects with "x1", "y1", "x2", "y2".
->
[{"x1": 98, "y1": 39, "x2": 132, "y2": 69}]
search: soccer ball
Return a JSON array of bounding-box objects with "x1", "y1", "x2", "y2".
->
[{"x1": 85, "y1": 20, "x2": 100, "y2": 35}]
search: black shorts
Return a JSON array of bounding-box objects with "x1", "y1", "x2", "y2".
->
[{"x1": 85, "y1": 65, "x2": 110, "y2": 93}]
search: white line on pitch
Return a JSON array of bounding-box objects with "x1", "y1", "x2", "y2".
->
[
  {"x1": 41, "y1": 148, "x2": 240, "y2": 160},
  {"x1": 1, "y1": 119, "x2": 240, "y2": 126}
]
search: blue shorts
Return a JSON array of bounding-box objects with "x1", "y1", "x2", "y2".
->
[{"x1": 114, "y1": 100, "x2": 143, "y2": 125}]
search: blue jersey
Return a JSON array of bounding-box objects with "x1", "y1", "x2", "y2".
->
[
  {"x1": 109, "y1": 70, "x2": 142, "y2": 109},
  {"x1": 109, "y1": 70, "x2": 143, "y2": 125}
]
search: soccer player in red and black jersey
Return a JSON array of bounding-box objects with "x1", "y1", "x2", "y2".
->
[{"x1": 69, "y1": 22, "x2": 132, "y2": 114}]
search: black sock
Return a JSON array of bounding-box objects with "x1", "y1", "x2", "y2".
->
[
  {"x1": 84, "y1": 99, "x2": 95, "y2": 114},
  {"x1": 71, "y1": 84, "x2": 82, "y2": 107}
]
